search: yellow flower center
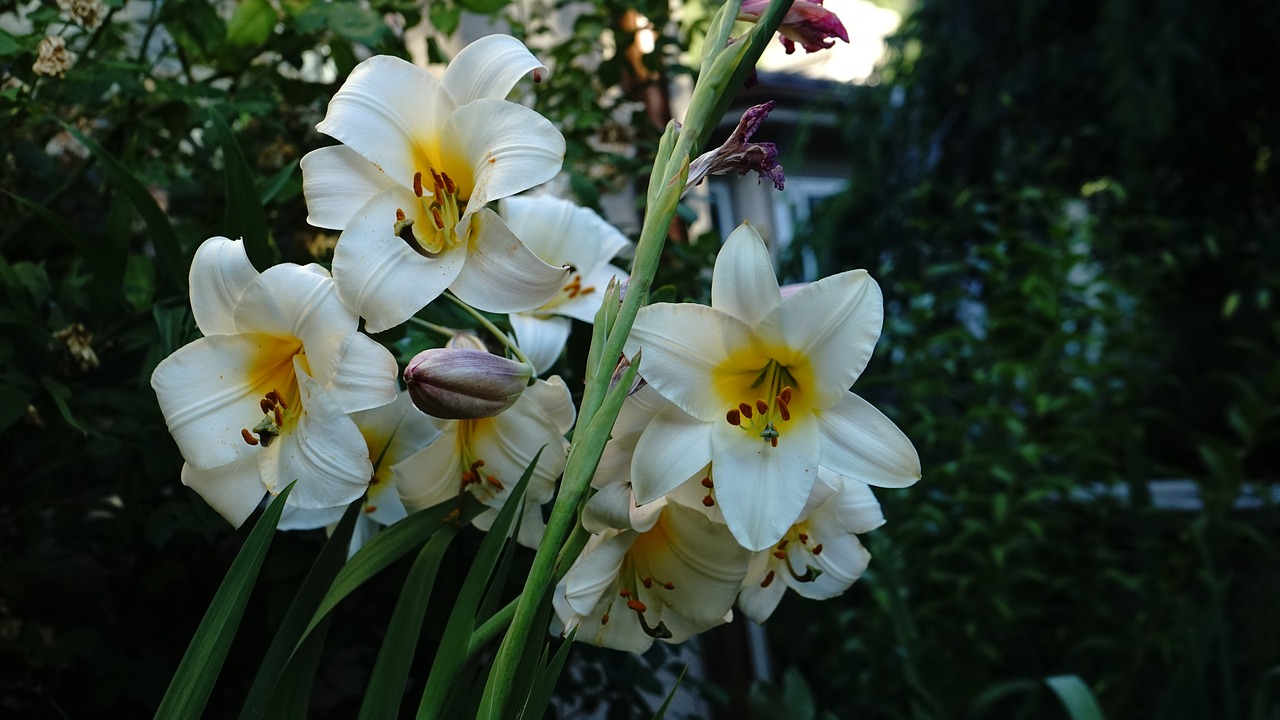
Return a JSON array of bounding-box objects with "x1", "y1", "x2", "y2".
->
[
  {"x1": 720, "y1": 359, "x2": 801, "y2": 447},
  {"x1": 454, "y1": 419, "x2": 504, "y2": 500},
  {"x1": 396, "y1": 169, "x2": 471, "y2": 257},
  {"x1": 238, "y1": 337, "x2": 305, "y2": 448}
]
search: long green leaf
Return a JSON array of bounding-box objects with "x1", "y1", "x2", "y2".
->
[
  {"x1": 417, "y1": 451, "x2": 540, "y2": 720},
  {"x1": 304, "y1": 496, "x2": 480, "y2": 638},
  {"x1": 522, "y1": 629, "x2": 578, "y2": 720},
  {"x1": 209, "y1": 110, "x2": 274, "y2": 270},
  {"x1": 62, "y1": 124, "x2": 188, "y2": 295},
  {"x1": 357, "y1": 525, "x2": 458, "y2": 720},
  {"x1": 3, "y1": 190, "x2": 106, "y2": 278},
  {"x1": 650, "y1": 665, "x2": 689, "y2": 720},
  {"x1": 1045, "y1": 675, "x2": 1106, "y2": 720},
  {"x1": 262, "y1": 616, "x2": 332, "y2": 720},
  {"x1": 240, "y1": 498, "x2": 363, "y2": 719},
  {"x1": 153, "y1": 483, "x2": 295, "y2": 719}
]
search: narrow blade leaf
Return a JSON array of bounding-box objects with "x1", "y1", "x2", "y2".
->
[
  {"x1": 209, "y1": 110, "x2": 274, "y2": 270},
  {"x1": 1045, "y1": 675, "x2": 1106, "y2": 720}
]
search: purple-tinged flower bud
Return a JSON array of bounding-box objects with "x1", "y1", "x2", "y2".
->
[
  {"x1": 686, "y1": 101, "x2": 785, "y2": 194},
  {"x1": 739, "y1": 0, "x2": 849, "y2": 55},
  {"x1": 404, "y1": 348, "x2": 532, "y2": 420},
  {"x1": 446, "y1": 331, "x2": 489, "y2": 352}
]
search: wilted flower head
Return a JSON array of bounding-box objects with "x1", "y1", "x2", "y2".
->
[
  {"x1": 404, "y1": 347, "x2": 532, "y2": 419},
  {"x1": 58, "y1": 0, "x2": 105, "y2": 29},
  {"x1": 739, "y1": 0, "x2": 849, "y2": 55},
  {"x1": 687, "y1": 101, "x2": 784, "y2": 192},
  {"x1": 33, "y1": 37, "x2": 76, "y2": 78}
]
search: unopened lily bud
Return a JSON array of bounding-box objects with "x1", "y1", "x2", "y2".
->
[
  {"x1": 404, "y1": 348, "x2": 532, "y2": 419},
  {"x1": 446, "y1": 331, "x2": 489, "y2": 352}
]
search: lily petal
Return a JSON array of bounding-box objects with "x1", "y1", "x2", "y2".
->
[
  {"x1": 152, "y1": 333, "x2": 297, "y2": 470},
  {"x1": 711, "y1": 222, "x2": 781, "y2": 326},
  {"x1": 443, "y1": 34, "x2": 548, "y2": 107},
  {"x1": 510, "y1": 313, "x2": 571, "y2": 375},
  {"x1": 816, "y1": 392, "x2": 921, "y2": 488},
  {"x1": 301, "y1": 145, "x2": 399, "y2": 230},
  {"x1": 758, "y1": 268, "x2": 882, "y2": 408},
  {"x1": 258, "y1": 360, "x2": 372, "y2": 509},
  {"x1": 395, "y1": 426, "x2": 464, "y2": 512},
  {"x1": 449, "y1": 208, "x2": 568, "y2": 314},
  {"x1": 499, "y1": 195, "x2": 631, "y2": 273},
  {"x1": 737, "y1": 552, "x2": 787, "y2": 623},
  {"x1": 327, "y1": 331, "x2": 399, "y2": 413},
  {"x1": 181, "y1": 458, "x2": 265, "y2": 528},
  {"x1": 563, "y1": 531, "x2": 634, "y2": 617},
  {"x1": 710, "y1": 412, "x2": 821, "y2": 551},
  {"x1": 315, "y1": 55, "x2": 452, "y2": 189},
  {"x1": 825, "y1": 473, "x2": 885, "y2": 533},
  {"x1": 631, "y1": 408, "x2": 714, "y2": 504},
  {"x1": 555, "y1": 263, "x2": 629, "y2": 323},
  {"x1": 189, "y1": 236, "x2": 259, "y2": 337},
  {"x1": 447, "y1": 98, "x2": 565, "y2": 213},
  {"x1": 627, "y1": 304, "x2": 754, "y2": 421},
  {"x1": 639, "y1": 502, "x2": 752, "y2": 625},
  {"x1": 332, "y1": 186, "x2": 467, "y2": 333}
]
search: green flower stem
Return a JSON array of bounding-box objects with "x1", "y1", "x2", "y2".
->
[
  {"x1": 484, "y1": 5, "x2": 795, "y2": 714},
  {"x1": 441, "y1": 291, "x2": 534, "y2": 370},
  {"x1": 407, "y1": 316, "x2": 459, "y2": 339}
]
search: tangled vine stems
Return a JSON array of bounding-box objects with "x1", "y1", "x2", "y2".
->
[{"x1": 481, "y1": 0, "x2": 798, "y2": 715}]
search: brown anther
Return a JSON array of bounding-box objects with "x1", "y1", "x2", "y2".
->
[
  {"x1": 626, "y1": 599, "x2": 647, "y2": 613},
  {"x1": 726, "y1": 409, "x2": 741, "y2": 426},
  {"x1": 431, "y1": 206, "x2": 445, "y2": 229},
  {"x1": 663, "y1": 581, "x2": 675, "y2": 590},
  {"x1": 413, "y1": 171, "x2": 423, "y2": 197},
  {"x1": 431, "y1": 169, "x2": 444, "y2": 188},
  {"x1": 812, "y1": 543, "x2": 824, "y2": 555},
  {"x1": 600, "y1": 613, "x2": 609, "y2": 625},
  {"x1": 770, "y1": 436, "x2": 778, "y2": 448},
  {"x1": 761, "y1": 570, "x2": 776, "y2": 588},
  {"x1": 739, "y1": 402, "x2": 753, "y2": 419},
  {"x1": 702, "y1": 495, "x2": 715, "y2": 507},
  {"x1": 778, "y1": 403, "x2": 791, "y2": 422},
  {"x1": 701, "y1": 477, "x2": 714, "y2": 488},
  {"x1": 472, "y1": 459, "x2": 485, "y2": 469},
  {"x1": 365, "y1": 505, "x2": 377, "y2": 514},
  {"x1": 241, "y1": 428, "x2": 259, "y2": 445},
  {"x1": 781, "y1": 386, "x2": 793, "y2": 404},
  {"x1": 260, "y1": 398, "x2": 273, "y2": 414},
  {"x1": 486, "y1": 475, "x2": 504, "y2": 490},
  {"x1": 798, "y1": 533, "x2": 809, "y2": 544},
  {"x1": 642, "y1": 577, "x2": 653, "y2": 589},
  {"x1": 777, "y1": 539, "x2": 789, "y2": 550},
  {"x1": 581, "y1": 286, "x2": 596, "y2": 295},
  {"x1": 442, "y1": 172, "x2": 456, "y2": 195},
  {"x1": 395, "y1": 208, "x2": 407, "y2": 222},
  {"x1": 619, "y1": 588, "x2": 632, "y2": 598},
  {"x1": 773, "y1": 550, "x2": 788, "y2": 559},
  {"x1": 272, "y1": 390, "x2": 288, "y2": 410},
  {"x1": 756, "y1": 399, "x2": 769, "y2": 415},
  {"x1": 461, "y1": 471, "x2": 477, "y2": 485},
  {"x1": 274, "y1": 406, "x2": 284, "y2": 426}
]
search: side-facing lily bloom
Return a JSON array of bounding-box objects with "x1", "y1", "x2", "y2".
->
[
  {"x1": 737, "y1": 470, "x2": 884, "y2": 622},
  {"x1": 739, "y1": 0, "x2": 849, "y2": 55},
  {"x1": 500, "y1": 195, "x2": 632, "y2": 374},
  {"x1": 395, "y1": 376, "x2": 575, "y2": 548},
  {"x1": 554, "y1": 501, "x2": 751, "y2": 654},
  {"x1": 625, "y1": 222, "x2": 920, "y2": 551},
  {"x1": 279, "y1": 392, "x2": 443, "y2": 553},
  {"x1": 152, "y1": 237, "x2": 399, "y2": 526},
  {"x1": 300, "y1": 35, "x2": 570, "y2": 332}
]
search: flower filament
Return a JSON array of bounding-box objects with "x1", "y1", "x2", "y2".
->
[
  {"x1": 724, "y1": 360, "x2": 797, "y2": 447},
  {"x1": 396, "y1": 169, "x2": 468, "y2": 257}
]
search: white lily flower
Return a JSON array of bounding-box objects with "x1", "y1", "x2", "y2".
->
[
  {"x1": 300, "y1": 35, "x2": 572, "y2": 332},
  {"x1": 395, "y1": 376, "x2": 574, "y2": 548},
  {"x1": 499, "y1": 195, "x2": 632, "y2": 374},
  {"x1": 625, "y1": 222, "x2": 920, "y2": 551},
  {"x1": 553, "y1": 501, "x2": 752, "y2": 654},
  {"x1": 279, "y1": 392, "x2": 443, "y2": 553},
  {"x1": 152, "y1": 237, "x2": 399, "y2": 527},
  {"x1": 737, "y1": 470, "x2": 885, "y2": 622}
]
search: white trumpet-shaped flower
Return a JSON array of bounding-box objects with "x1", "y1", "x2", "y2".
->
[
  {"x1": 279, "y1": 392, "x2": 443, "y2": 553},
  {"x1": 395, "y1": 376, "x2": 574, "y2": 548},
  {"x1": 300, "y1": 35, "x2": 571, "y2": 332},
  {"x1": 554, "y1": 500, "x2": 751, "y2": 654},
  {"x1": 625, "y1": 222, "x2": 920, "y2": 551},
  {"x1": 737, "y1": 470, "x2": 885, "y2": 622},
  {"x1": 499, "y1": 195, "x2": 632, "y2": 374},
  {"x1": 152, "y1": 237, "x2": 399, "y2": 526}
]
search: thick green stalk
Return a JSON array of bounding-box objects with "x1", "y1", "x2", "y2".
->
[{"x1": 483, "y1": 5, "x2": 797, "y2": 715}]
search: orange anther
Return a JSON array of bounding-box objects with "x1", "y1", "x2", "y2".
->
[
  {"x1": 274, "y1": 406, "x2": 284, "y2": 426},
  {"x1": 260, "y1": 398, "x2": 273, "y2": 414},
  {"x1": 798, "y1": 533, "x2": 809, "y2": 544},
  {"x1": 365, "y1": 505, "x2": 377, "y2": 514},
  {"x1": 442, "y1": 172, "x2": 456, "y2": 195},
  {"x1": 773, "y1": 550, "x2": 787, "y2": 559},
  {"x1": 701, "y1": 477, "x2": 714, "y2": 488},
  {"x1": 273, "y1": 390, "x2": 288, "y2": 410},
  {"x1": 702, "y1": 495, "x2": 715, "y2": 507},
  {"x1": 241, "y1": 428, "x2": 259, "y2": 445},
  {"x1": 486, "y1": 475, "x2": 504, "y2": 490},
  {"x1": 663, "y1": 581, "x2": 675, "y2": 590},
  {"x1": 777, "y1": 539, "x2": 789, "y2": 550},
  {"x1": 642, "y1": 577, "x2": 653, "y2": 588},
  {"x1": 770, "y1": 437, "x2": 778, "y2": 448},
  {"x1": 619, "y1": 588, "x2": 632, "y2": 598},
  {"x1": 781, "y1": 386, "x2": 793, "y2": 404},
  {"x1": 395, "y1": 208, "x2": 406, "y2": 222},
  {"x1": 812, "y1": 543, "x2": 824, "y2": 555},
  {"x1": 413, "y1": 172, "x2": 423, "y2": 197},
  {"x1": 600, "y1": 613, "x2": 609, "y2": 625},
  {"x1": 626, "y1": 599, "x2": 647, "y2": 613},
  {"x1": 778, "y1": 403, "x2": 791, "y2": 422},
  {"x1": 431, "y1": 206, "x2": 445, "y2": 229}
]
